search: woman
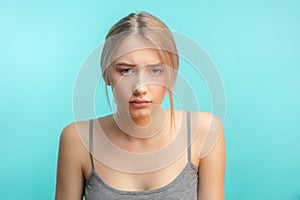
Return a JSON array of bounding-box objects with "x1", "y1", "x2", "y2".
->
[{"x1": 55, "y1": 12, "x2": 225, "y2": 200}]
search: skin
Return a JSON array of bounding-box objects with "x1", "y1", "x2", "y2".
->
[
  {"x1": 107, "y1": 47, "x2": 168, "y2": 127},
  {"x1": 55, "y1": 41, "x2": 226, "y2": 200}
]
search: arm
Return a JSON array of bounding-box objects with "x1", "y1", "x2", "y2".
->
[
  {"x1": 55, "y1": 123, "x2": 85, "y2": 200},
  {"x1": 197, "y1": 114, "x2": 226, "y2": 200}
]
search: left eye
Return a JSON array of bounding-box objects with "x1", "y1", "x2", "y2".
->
[{"x1": 150, "y1": 68, "x2": 163, "y2": 75}]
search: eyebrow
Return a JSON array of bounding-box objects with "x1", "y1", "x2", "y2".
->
[
  {"x1": 115, "y1": 62, "x2": 163, "y2": 67},
  {"x1": 147, "y1": 63, "x2": 163, "y2": 67},
  {"x1": 115, "y1": 62, "x2": 135, "y2": 67}
]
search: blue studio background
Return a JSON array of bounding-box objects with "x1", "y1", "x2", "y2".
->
[{"x1": 1, "y1": 0, "x2": 300, "y2": 199}]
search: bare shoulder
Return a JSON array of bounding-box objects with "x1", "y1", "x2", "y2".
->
[
  {"x1": 183, "y1": 111, "x2": 225, "y2": 160},
  {"x1": 185, "y1": 111, "x2": 223, "y2": 136},
  {"x1": 171, "y1": 110, "x2": 224, "y2": 140},
  {"x1": 59, "y1": 121, "x2": 90, "y2": 174},
  {"x1": 195, "y1": 112, "x2": 226, "y2": 199},
  {"x1": 55, "y1": 120, "x2": 91, "y2": 199},
  {"x1": 59, "y1": 115, "x2": 113, "y2": 159},
  {"x1": 59, "y1": 121, "x2": 90, "y2": 154},
  {"x1": 190, "y1": 111, "x2": 223, "y2": 127}
]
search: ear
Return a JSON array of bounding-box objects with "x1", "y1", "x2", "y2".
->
[{"x1": 103, "y1": 71, "x2": 111, "y2": 86}]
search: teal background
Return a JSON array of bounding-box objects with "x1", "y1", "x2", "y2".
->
[{"x1": 1, "y1": 0, "x2": 300, "y2": 199}]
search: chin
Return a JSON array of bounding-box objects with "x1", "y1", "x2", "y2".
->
[{"x1": 129, "y1": 109, "x2": 151, "y2": 120}]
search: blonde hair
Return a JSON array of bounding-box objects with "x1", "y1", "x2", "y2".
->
[{"x1": 100, "y1": 12, "x2": 179, "y2": 126}]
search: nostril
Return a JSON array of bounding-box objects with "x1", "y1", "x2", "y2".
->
[{"x1": 133, "y1": 84, "x2": 147, "y2": 95}]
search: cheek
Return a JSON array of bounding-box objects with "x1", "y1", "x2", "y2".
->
[
  {"x1": 112, "y1": 80, "x2": 132, "y2": 104},
  {"x1": 151, "y1": 86, "x2": 167, "y2": 100},
  {"x1": 111, "y1": 76, "x2": 142, "y2": 107}
]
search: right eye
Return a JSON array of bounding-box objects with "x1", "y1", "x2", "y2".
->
[{"x1": 119, "y1": 68, "x2": 133, "y2": 75}]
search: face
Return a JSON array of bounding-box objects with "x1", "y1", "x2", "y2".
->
[{"x1": 106, "y1": 37, "x2": 172, "y2": 124}]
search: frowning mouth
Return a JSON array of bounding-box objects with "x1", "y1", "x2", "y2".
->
[{"x1": 129, "y1": 99, "x2": 152, "y2": 107}]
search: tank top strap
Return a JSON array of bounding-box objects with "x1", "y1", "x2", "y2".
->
[
  {"x1": 186, "y1": 111, "x2": 192, "y2": 163},
  {"x1": 89, "y1": 119, "x2": 95, "y2": 170}
]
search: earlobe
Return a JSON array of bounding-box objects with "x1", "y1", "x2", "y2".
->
[
  {"x1": 104, "y1": 76, "x2": 111, "y2": 86},
  {"x1": 103, "y1": 71, "x2": 111, "y2": 86}
]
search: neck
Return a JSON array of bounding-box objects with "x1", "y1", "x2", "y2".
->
[
  {"x1": 111, "y1": 111, "x2": 173, "y2": 150},
  {"x1": 113, "y1": 107, "x2": 167, "y2": 139}
]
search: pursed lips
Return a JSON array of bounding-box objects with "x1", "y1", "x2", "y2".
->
[{"x1": 129, "y1": 99, "x2": 152, "y2": 107}]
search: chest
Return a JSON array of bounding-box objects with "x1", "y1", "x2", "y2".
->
[
  {"x1": 85, "y1": 168, "x2": 198, "y2": 200},
  {"x1": 83, "y1": 153, "x2": 198, "y2": 191}
]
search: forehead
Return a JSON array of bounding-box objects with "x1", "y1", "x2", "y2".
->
[{"x1": 112, "y1": 36, "x2": 162, "y2": 65}]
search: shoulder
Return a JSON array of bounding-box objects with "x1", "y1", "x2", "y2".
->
[
  {"x1": 56, "y1": 120, "x2": 91, "y2": 199},
  {"x1": 181, "y1": 111, "x2": 225, "y2": 159},
  {"x1": 195, "y1": 112, "x2": 225, "y2": 159},
  {"x1": 188, "y1": 111, "x2": 223, "y2": 135},
  {"x1": 182, "y1": 111, "x2": 223, "y2": 135},
  {"x1": 58, "y1": 120, "x2": 91, "y2": 167},
  {"x1": 59, "y1": 114, "x2": 113, "y2": 149},
  {"x1": 59, "y1": 121, "x2": 89, "y2": 149},
  {"x1": 188, "y1": 111, "x2": 222, "y2": 126},
  {"x1": 195, "y1": 112, "x2": 226, "y2": 198},
  {"x1": 197, "y1": 112, "x2": 223, "y2": 134}
]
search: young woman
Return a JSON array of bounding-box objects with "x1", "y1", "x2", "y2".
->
[{"x1": 55, "y1": 12, "x2": 225, "y2": 200}]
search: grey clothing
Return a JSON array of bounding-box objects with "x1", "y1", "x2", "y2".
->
[{"x1": 84, "y1": 111, "x2": 198, "y2": 199}]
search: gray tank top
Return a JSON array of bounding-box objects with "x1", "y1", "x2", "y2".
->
[{"x1": 84, "y1": 111, "x2": 198, "y2": 199}]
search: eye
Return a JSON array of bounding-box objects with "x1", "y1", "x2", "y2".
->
[
  {"x1": 119, "y1": 68, "x2": 133, "y2": 75},
  {"x1": 150, "y1": 67, "x2": 163, "y2": 75}
]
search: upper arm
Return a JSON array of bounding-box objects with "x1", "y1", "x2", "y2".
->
[
  {"x1": 55, "y1": 123, "x2": 86, "y2": 200},
  {"x1": 197, "y1": 114, "x2": 226, "y2": 200}
]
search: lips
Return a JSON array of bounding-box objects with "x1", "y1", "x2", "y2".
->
[
  {"x1": 129, "y1": 99, "x2": 152, "y2": 107},
  {"x1": 129, "y1": 99, "x2": 151, "y2": 103}
]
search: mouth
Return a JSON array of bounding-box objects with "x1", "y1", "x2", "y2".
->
[{"x1": 129, "y1": 99, "x2": 152, "y2": 107}]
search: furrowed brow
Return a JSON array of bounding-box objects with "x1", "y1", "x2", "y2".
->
[
  {"x1": 115, "y1": 62, "x2": 135, "y2": 67},
  {"x1": 114, "y1": 62, "x2": 163, "y2": 68},
  {"x1": 146, "y1": 63, "x2": 163, "y2": 67}
]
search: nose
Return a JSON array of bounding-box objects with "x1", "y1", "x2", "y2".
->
[
  {"x1": 133, "y1": 84, "x2": 148, "y2": 96},
  {"x1": 132, "y1": 67, "x2": 148, "y2": 95}
]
